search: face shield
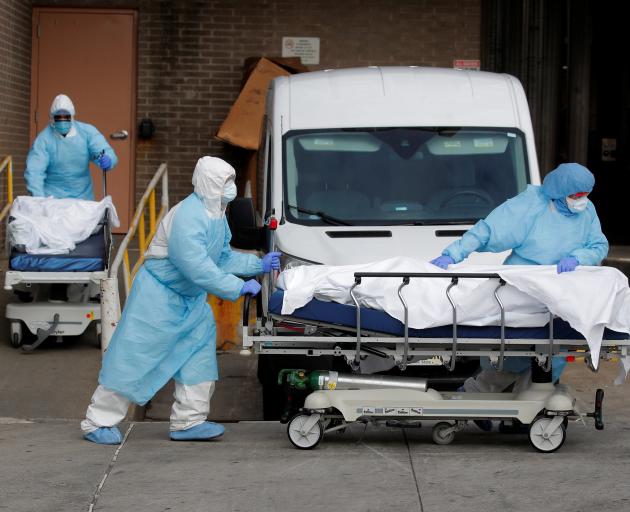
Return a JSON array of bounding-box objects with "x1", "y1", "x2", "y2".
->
[
  {"x1": 49, "y1": 94, "x2": 76, "y2": 136},
  {"x1": 53, "y1": 111, "x2": 72, "y2": 135}
]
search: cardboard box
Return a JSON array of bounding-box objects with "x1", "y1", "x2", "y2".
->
[{"x1": 216, "y1": 57, "x2": 307, "y2": 150}]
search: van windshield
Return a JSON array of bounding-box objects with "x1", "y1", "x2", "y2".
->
[{"x1": 283, "y1": 128, "x2": 530, "y2": 226}]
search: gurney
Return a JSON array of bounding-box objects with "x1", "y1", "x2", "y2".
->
[
  {"x1": 4, "y1": 195, "x2": 117, "y2": 351},
  {"x1": 244, "y1": 270, "x2": 630, "y2": 372},
  {"x1": 242, "y1": 267, "x2": 630, "y2": 452}
]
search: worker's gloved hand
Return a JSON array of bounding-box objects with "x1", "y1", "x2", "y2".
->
[
  {"x1": 430, "y1": 255, "x2": 455, "y2": 270},
  {"x1": 240, "y1": 279, "x2": 261, "y2": 296},
  {"x1": 97, "y1": 154, "x2": 112, "y2": 171},
  {"x1": 557, "y1": 256, "x2": 578, "y2": 274},
  {"x1": 262, "y1": 251, "x2": 282, "y2": 273}
]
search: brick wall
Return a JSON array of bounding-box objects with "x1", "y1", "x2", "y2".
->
[
  {"x1": 0, "y1": 0, "x2": 32, "y2": 198},
  {"x1": 136, "y1": 0, "x2": 481, "y2": 206},
  {"x1": 23, "y1": 0, "x2": 481, "y2": 208}
]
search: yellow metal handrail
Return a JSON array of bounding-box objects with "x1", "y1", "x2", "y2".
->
[
  {"x1": 110, "y1": 163, "x2": 169, "y2": 297},
  {"x1": 0, "y1": 155, "x2": 14, "y2": 222}
]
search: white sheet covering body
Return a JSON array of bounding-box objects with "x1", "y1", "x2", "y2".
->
[
  {"x1": 278, "y1": 258, "x2": 630, "y2": 372},
  {"x1": 7, "y1": 196, "x2": 120, "y2": 254}
]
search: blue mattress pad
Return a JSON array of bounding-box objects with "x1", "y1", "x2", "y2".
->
[
  {"x1": 270, "y1": 290, "x2": 629, "y2": 341},
  {"x1": 10, "y1": 227, "x2": 106, "y2": 272}
]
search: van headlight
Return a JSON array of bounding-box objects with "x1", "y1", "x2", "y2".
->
[{"x1": 280, "y1": 252, "x2": 321, "y2": 271}]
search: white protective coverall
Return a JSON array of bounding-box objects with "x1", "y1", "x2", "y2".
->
[{"x1": 81, "y1": 157, "x2": 262, "y2": 434}]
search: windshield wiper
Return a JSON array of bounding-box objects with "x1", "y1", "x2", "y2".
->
[
  {"x1": 409, "y1": 219, "x2": 478, "y2": 226},
  {"x1": 287, "y1": 205, "x2": 354, "y2": 226}
]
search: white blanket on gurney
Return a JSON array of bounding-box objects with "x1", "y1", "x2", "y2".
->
[
  {"x1": 278, "y1": 257, "x2": 630, "y2": 372},
  {"x1": 7, "y1": 196, "x2": 120, "y2": 254}
]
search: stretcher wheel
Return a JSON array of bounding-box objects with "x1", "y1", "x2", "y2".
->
[
  {"x1": 432, "y1": 422, "x2": 455, "y2": 445},
  {"x1": 287, "y1": 413, "x2": 323, "y2": 449},
  {"x1": 528, "y1": 417, "x2": 566, "y2": 453},
  {"x1": 10, "y1": 321, "x2": 22, "y2": 348}
]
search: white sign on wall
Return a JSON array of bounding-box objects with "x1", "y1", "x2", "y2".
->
[{"x1": 282, "y1": 37, "x2": 320, "y2": 65}]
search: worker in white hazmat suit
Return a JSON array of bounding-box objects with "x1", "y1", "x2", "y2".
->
[{"x1": 81, "y1": 156, "x2": 280, "y2": 444}]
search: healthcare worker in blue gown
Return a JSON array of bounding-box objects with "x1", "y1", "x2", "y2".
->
[
  {"x1": 25, "y1": 93, "x2": 117, "y2": 199},
  {"x1": 430, "y1": 163, "x2": 608, "y2": 429},
  {"x1": 24, "y1": 93, "x2": 117, "y2": 302},
  {"x1": 81, "y1": 156, "x2": 281, "y2": 444}
]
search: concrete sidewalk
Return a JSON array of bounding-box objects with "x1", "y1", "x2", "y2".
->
[
  {"x1": 2, "y1": 417, "x2": 630, "y2": 512},
  {"x1": 2, "y1": 362, "x2": 630, "y2": 512}
]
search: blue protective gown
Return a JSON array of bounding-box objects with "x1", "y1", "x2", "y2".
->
[
  {"x1": 99, "y1": 193, "x2": 262, "y2": 405},
  {"x1": 442, "y1": 164, "x2": 608, "y2": 377},
  {"x1": 25, "y1": 121, "x2": 118, "y2": 200},
  {"x1": 442, "y1": 186, "x2": 608, "y2": 266}
]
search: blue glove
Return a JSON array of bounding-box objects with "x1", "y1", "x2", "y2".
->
[
  {"x1": 98, "y1": 154, "x2": 112, "y2": 171},
  {"x1": 262, "y1": 251, "x2": 281, "y2": 273},
  {"x1": 240, "y1": 279, "x2": 261, "y2": 296},
  {"x1": 430, "y1": 255, "x2": 455, "y2": 270},
  {"x1": 557, "y1": 256, "x2": 578, "y2": 274}
]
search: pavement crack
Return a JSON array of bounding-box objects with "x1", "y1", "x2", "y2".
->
[
  {"x1": 358, "y1": 440, "x2": 412, "y2": 473},
  {"x1": 87, "y1": 423, "x2": 135, "y2": 512},
  {"x1": 403, "y1": 429, "x2": 424, "y2": 512}
]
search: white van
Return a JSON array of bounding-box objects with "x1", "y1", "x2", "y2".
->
[{"x1": 228, "y1": 66, "x2": 541, "y2": 418}]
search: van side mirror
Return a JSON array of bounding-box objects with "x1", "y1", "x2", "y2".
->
[{"x1": 227, "y1": 197, "x2": 264, "y2": 250}]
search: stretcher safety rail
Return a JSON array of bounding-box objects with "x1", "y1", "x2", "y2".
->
[
  {"x1": 100, "y1": 162, "x2": 169, "y2": 352},
  {"x1": 0, "y1": 155, "x2": 14, "y2": 224},
  {"x1": 351, "y1": 272, "x2": 519, "y2": 372},
  {"x1": 241, "y1": 271, "x2": 630, "y2": 373}
]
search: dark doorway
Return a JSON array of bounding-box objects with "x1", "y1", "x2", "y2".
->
[{"x1": 586, "y1": 1, "x2": 630, "y2": 245}]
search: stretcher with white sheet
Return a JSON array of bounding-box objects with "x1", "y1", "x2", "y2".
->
[
  {"x1": 242, "y1": 267, "x2": 630, "y2": 452},
  {"x1": 4, "y1": 196, "x2": 117, "y2": 350}
]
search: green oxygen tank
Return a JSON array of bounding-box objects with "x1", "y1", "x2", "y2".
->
[
  {"x1": 277, "y1": 369, "x2": 331, "y2": 391},
  {"x1": 278, "y1": 369, "x2": 428, "y2": 392}
]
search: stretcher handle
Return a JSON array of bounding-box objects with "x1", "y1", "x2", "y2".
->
[
  {"x1": 397, "y1": 277, "x2": 411, "y2": 370},
  {"x1": 355, "y1": 272, "x2": 502, "y2": 279},
  {"x1": 93, "y1": 149, "x2": 108, "y2": 198},
  {"x1": 445, "y1": 279, "x2": 458, "y2": 371},
  {"x1": 350, "y1": 281, "x2": 361, "y2": 371},
  {"x1": 493, "y1": 280, "x2": 507, "y2": 371},
  {"x1": 242, "y1": 294, "x2": 252, "y2": 329}
]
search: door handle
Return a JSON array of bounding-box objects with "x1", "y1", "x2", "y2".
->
[{"x1": 110, "y1": 130, "x2": 129, "y2": 140}]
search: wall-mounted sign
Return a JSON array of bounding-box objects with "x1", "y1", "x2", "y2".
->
[
  {"x1": 282, "y1": 37, "x2": 320, "y2": 65},
  {"x1": 453, "y1": 59, "x2": 481, "y2": 71}
]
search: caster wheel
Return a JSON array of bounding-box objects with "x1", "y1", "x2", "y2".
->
[
  {"x1": 529, "y1": 417, "x2": 566, "y2": 453},
  {"x1": 287, "y1": 414, "x2": 323, "y2": 450},
  {"x1": 432, "y1": 422, "x2": 455, "y2": 445},
  {"x1": 10, "y1": 322, "x2": 22, "y2": 348}
]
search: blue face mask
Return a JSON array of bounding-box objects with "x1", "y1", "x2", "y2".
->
[
  {"x1": 54, "y1": 121, "x2": 72, "y2": 135},
  {"x1": 221, "y1": 181, "x2": 237, "y2": 205}
]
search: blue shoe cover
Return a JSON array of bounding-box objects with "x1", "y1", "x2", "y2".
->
[
  {"x1": 474, "y1": 420, "x2": 493, "y2": 432},
  {"x1": 84, "y1": 427, "x2": 123, "y2": 445},
  {"x1": 170, "y1": 421, "x2": 225, "y2": 441}
]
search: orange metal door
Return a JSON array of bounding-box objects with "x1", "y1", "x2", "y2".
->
[{"x1": 31, "y1": 8, "x2": 136, "y2": 232}]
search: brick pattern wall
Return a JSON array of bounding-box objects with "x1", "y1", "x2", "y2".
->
[
  {"x1": 136, "y1": 0, "x2": 481, "y2": 206},
  {"x1": 0, "y1": 0, "x2": 32, "y2": 198},
  {"x1": 25, "y1": 0, "x2": 481, "y2": 209}
]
